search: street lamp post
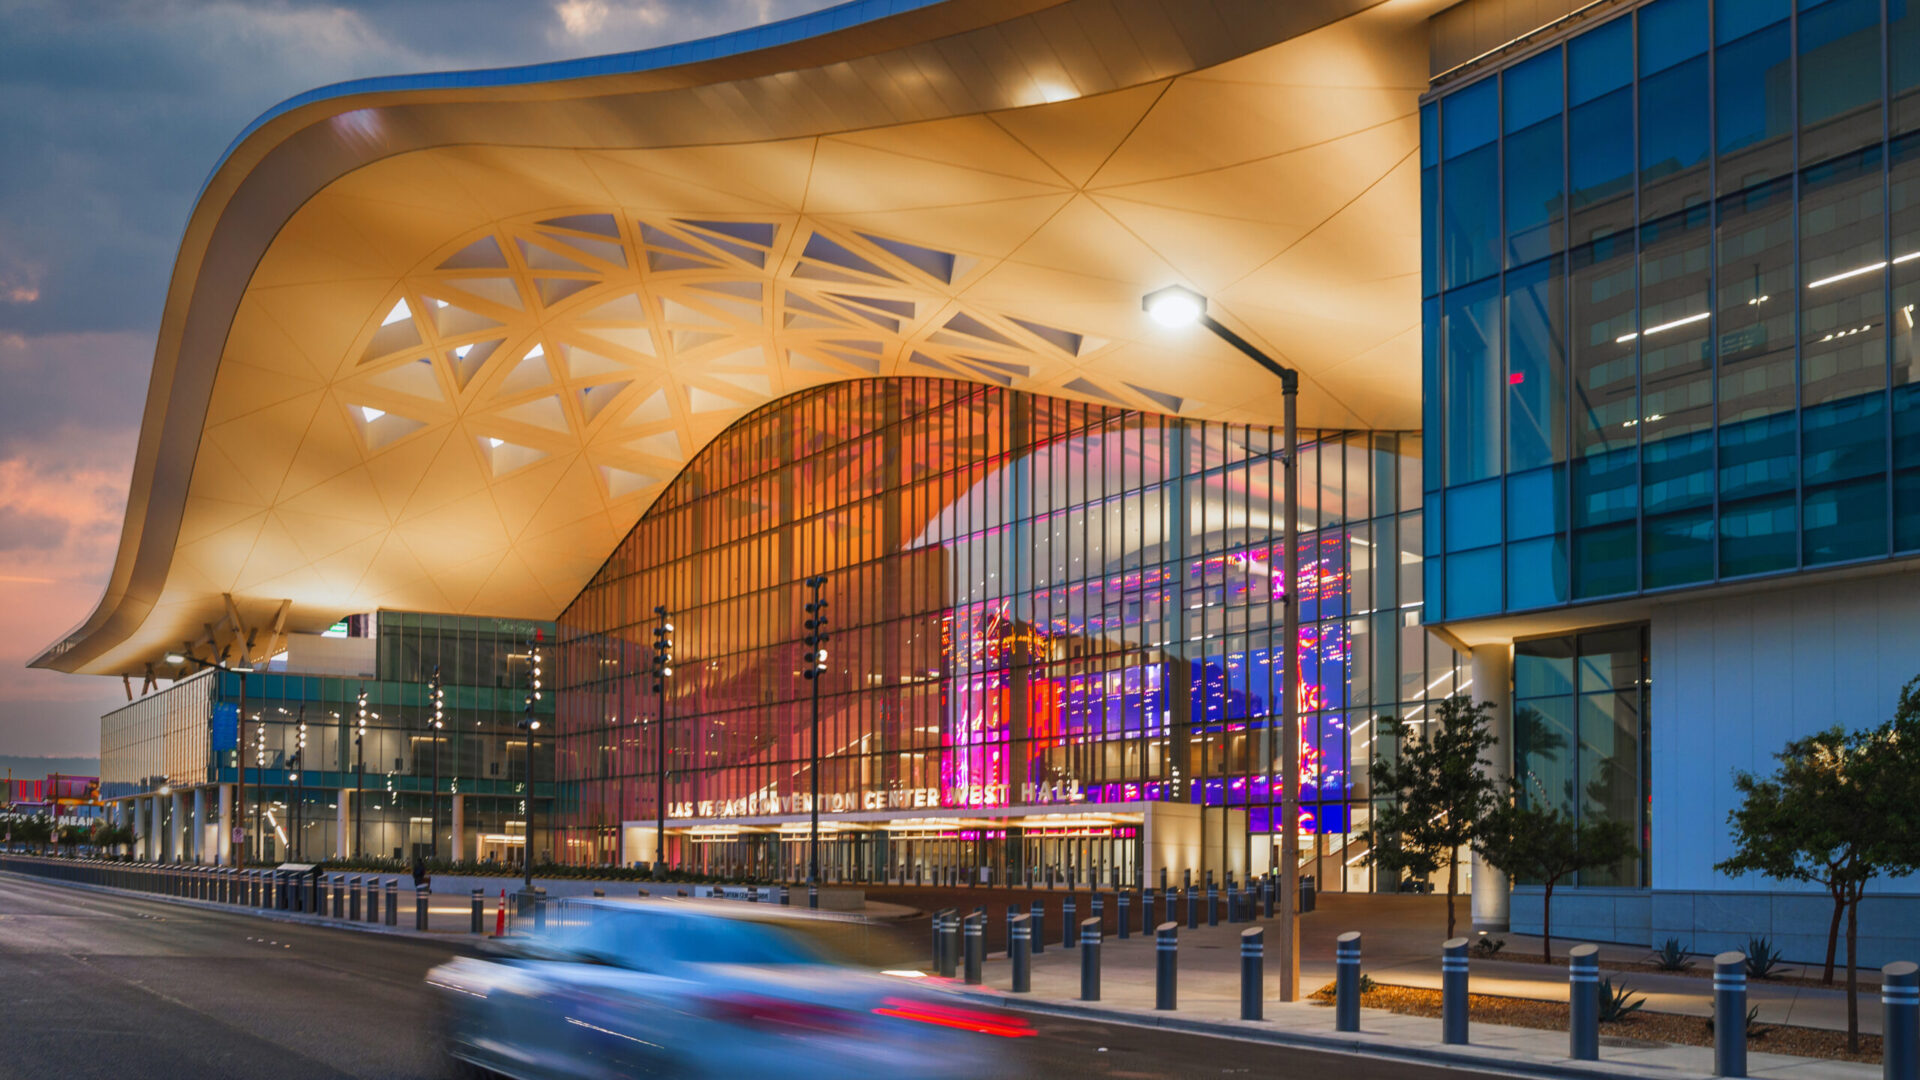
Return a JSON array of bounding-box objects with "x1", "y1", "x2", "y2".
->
[
  {"x1": 650, "y1": 607, "x2": 674, "y2": 874},
  {"x1": 1143, "y1": 284, "x2": 1302, "y2": 1002},
  {"x1": 801, "y1": 576, "x2": 829, "y2": 899},
  {"x1": 427, "y1": 667, "x2": 445, "y2": 860}
]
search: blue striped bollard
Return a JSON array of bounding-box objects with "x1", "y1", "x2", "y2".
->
[
  {"x1": 1568, "y1": 944, "x2": 1600, "y2": 1061},
  {"x1": 1010, "y1": 914, "x2": 1031, "y2": 993},
  {"x1": 1063, "y1": 894, "x2": 1077, "y2": 949},
  {"x1": 1144, "y1": 886, "x2": 1157, "y2": 934},
  {"x1": 1030, "y1": 900, "x2": 1045, "y2": 955},
  {"x1": 963, "y1": 912, "x2": 984, "y2": 985},
  {"x1": 1207, "y1": 881, "x2": 1219, "y2": 926},
  {"x1": 1240, "y1": 927, "x2": 1264, "y2": 1020},
  {"x1": 1079, "y1": 918, "x2": 1101, "y2": 1001},
  {"x1": 1714, "y1": 951, "x2": 1747, "y2": 1077},
  {"x1": 1156, "y1": 922, "x2": 1178, "y2": 1010},
  {"x1": 1882, "y1": 961, "x2": 1916, "y2": 1080},
  {"x1": 1335, "y1": 931, "x2": 1362, "y2": 1032},
  {"x1": 1186, "y1": 884, "x2": 1198, "y2": 929},
  {"x1": 1441, "y1": 936, "x2": 1469, "y2": 1045}
]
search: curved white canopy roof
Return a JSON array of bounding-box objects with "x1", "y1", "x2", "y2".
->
[{"x1": 34, "y1": 0, "x2": 1440, "y2": 677}]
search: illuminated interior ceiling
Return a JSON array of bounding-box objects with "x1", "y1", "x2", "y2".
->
[{"x1": 36, "y1": 0, "x2": 1442, "y2": 678}]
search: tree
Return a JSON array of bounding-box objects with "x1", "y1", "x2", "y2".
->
[
  {"x1": 1716, "y1": 722, "x2": 1920, "y2": 1052},
  {"x1": 1476, "y1": 799, "x2": 1634, "y2": 962},
  {"x1": 1367, "y1": 694, "x2": 1501, "y2": 938}
]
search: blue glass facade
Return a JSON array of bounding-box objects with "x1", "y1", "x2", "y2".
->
[{"x1": 1425, "y1": 0, "x2": 1920, "y2": 622}]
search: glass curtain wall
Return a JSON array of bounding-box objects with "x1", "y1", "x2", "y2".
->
[
  {"x1": 556, "y1": 378, "x2": 1462, "y2": 891},
  {"x1": 1425, "y1": 0, "x2": 1917, "y2": 621}
]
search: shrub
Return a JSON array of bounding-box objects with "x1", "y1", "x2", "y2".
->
[
  {"x1": 1706, "y1": 1000, "x2": 1768, "y2": 1040},
  {"x1": 1744, "y1": 936, "x2": 1786, "y2": 980},
  {"x1": 1471, "y1": 936, "x2": 1506, "y2": 959},
  {"x1": 1598, "y1": 977, "x2": 1645, "y2": 1023},
  {"x1": 1653, "y1": 937, "x2": 1694, "y2": 972},
  {"x1": 1309, "y1": 973, "x2": 1378, "y2": 1000}
]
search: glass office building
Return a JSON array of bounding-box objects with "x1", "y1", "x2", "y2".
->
[
  {"x1": 101, "y1": 612, "x2": 555, "y2": 865},
  {"x1": 1426, "y1": 0, "x2": 1920, "y2": 615},
  {"x1": 555, "y1": 377, "x2": 1456, "y2": 889}
]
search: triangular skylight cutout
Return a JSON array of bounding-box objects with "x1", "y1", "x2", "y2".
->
[
  {"x1": 579, "y1": 380, "x2": 632, "y2": 423},
  {"x1": 943, "y1": 311, "x2": 1017, "y2": 346},
  {"x1": 1064, "y1": 376, "x2": 1125, "y2": 406},
  {"x1": 421, "y1": 295, "x2": 500, "y2": 336},
  {"x1": 361, "y1": 300, "x2": 421, "y2": 363},
  {"x1": 629, "y1": 430, "x2": 683, "y2": 460},
  {"x1": 965, "y1": 357, "x2": 1031, "y2": 379},
  {"x1": 580, "y1": 293, "x2": 648, "y2": 321},
  {"x1": 646, "y1": 250, "x2": 721, "y2": 272},
  {"x1": 447, "y1": 277, "x2": 523, "y2": 311},
  {"x1": 626, "y1": 388, "x2": 672, "y2": 424},
  {"x1": 479, "y1": 437, "x2": 547, "y2": 477},
  {"x1": 368, "y1": 356, "x2": 445, "y2": 401},
  {"x1": 564, "y1": 345, "x2": 627, "y2": 379},
  {"x1": 830, "y1": 293, "x2": 914, "y2": 317},
  {"x1": 687, "y1": 386, "x2": 740, "y2": 414},
  {"x1": 603, "y1": 466, "x2": 659, "y2": 498},
  {"x1": 787, "y1": 350, "x2": 838, "y2": 374},
  {"x1": 1128, "y1": 382, "x2": 1185, "y2": 415},
  {"x1": 536, "y1": 278, "x2": 596, "y2": 307},
  {"x1": 580, "y1": 327, "x2": 657, "y2": 356},
  {"x1": 541, "y1": 230, "x2": 627, "y2": 268},
  {"x1": 858, "y1": 233, "x2": 957, "y2": 283},
  {"x1": 910, "y1": 352, "x2": 960, "y2": 376},
  {"x1": 709, "y1": 372, "x2": 771, "y2": 396},
  {"x1": 692, "y1": 280, "x2": 763, "y2": 301},
  {"x1": 661, "y1": 299, "x2": 724, "y2": 327},
  {"x1": 446, "y1": 339, "x2": 503, "y2": 390},
  {"x1": 708, "y1": 346, "x2": 767, "y2": 368},
  {"x1": 823, "y1": 349, "x2": 881, "y2": 374},
  {"x1": 498, "y1": 395, "x2": 570, "y2": 432},
  {"x1": 1011, "y1": 317, "x2": 1085, "y2": 356},
  {"x1": 439, "y1": 236, "x2": 508, "y2": 270},
  {"x1": 671, "y1": 330, "x2": 726, "y2": 352},
  {"x1": 498, "y1": 344, "x2": 552, "y2": 396},
  {"x1": 349, "y1": 403, "x2": 427, "y2": 450},
  {"x1": 801, "y1": 234, "x2": 896, "y2": 280},
  {"x1": 678, "y1": 220, "x2": 776, "y2": 247},
  {"x1": 540, "y1": 213, "x2": 620, "y2": 238},
  {"x1": 957, "y1": 359, "x2": 1013, "y2": 386},
  {"x1": 516, "y1": 237, "x2": 593, "y2": 273}
]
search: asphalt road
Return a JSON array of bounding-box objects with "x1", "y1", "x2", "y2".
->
[{"x1": 0, "y1": 873, "x2": 1506, "y2": 1080}]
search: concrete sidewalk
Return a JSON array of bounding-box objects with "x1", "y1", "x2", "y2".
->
[{"x1": 944, "y1": 904, "x2": 1882, "y2": 1080}]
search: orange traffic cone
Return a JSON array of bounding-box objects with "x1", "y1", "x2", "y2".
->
[{"x1": 495, "y1": 887, "x2": 507, "y2": 936}]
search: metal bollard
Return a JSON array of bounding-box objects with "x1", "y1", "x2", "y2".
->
[
  {"x1": 333, "y1": 876, "x2": 345, "y2": 918},
  {"x1": 1118, "y1": 891, "x2": 1131, "y2": 940},
  {"x1": 1186, "y1": 884, "x2": 1199, "y2": 930},
  {"x1": 1091, "y1": 893, "x2": 1103, "y2": 935},
  {"x1": 471, "y1": 889, "x2": 486, "y2": 934},
  {"x1": 1568, "y1": 944, "x2": 1600, "y2": 1062},
  {"x1": 1030, "y1": 900, "x2": 1045, "y2": 955},
  {"x1": 415, "y1": 886, "x2": 430, "y2": 931},
  {"x1": 1145, "y1": 887, "x2": 1158, "y2": 934},
  {"x1": 1240, "y1": 926, "x2": 1264, "y2": 1021},
  {"x1": 1156, "y1": 922, "x2": 1178, "y2": 1010},
  {"x1": 1010, "y1": 913, "x2": 1032, "y2": 993},
  {"x1": 1264, "y1": 877, "x2": 1275, "y2": 919},
  {"x1": 367, "y1": 877, "x2": 381, "y2": 923},
  {"x1": 1229, "y1": 881, "x2": 1241, "y2": 923},
  {"x1": 1079, "y1": 918, "x2": 1101, "y2": 1001},
  {"x1": 1335, "y1": 931, "x2": 1363, "y2": 1032},
  {"x1": 941, "y1": 912, "x2": 960, "y2": 978},
  {"x1": 349, "y1": 877, "x2": 362, "y2": 921},
  {"x1": 780, "y1": 885, "x2": 790, "y2": 906},
  {"x1": 808, "y1": 882, "x2": 818, "y2": 909},
  {"x1": 384, "y1": 880, "x2": 398, "y2": 927},
  {"x1": 592, "y1": 887, "x2": 604, "y2": 898},
  {"x1": 1442, "y1": 936, "x2": 1469, "y2": 1045},
  {"x1": 1714, "y1": 950, "x2": 1748, "y2": 1077},
  {"x1": 1883, "y1": 961, "x2": 1917, "y2": 1080},
  {"x1": 1063, "y1": 894, "x2": 1077, "y2": 949},
  {"x1": 963, "y1": 912, "x2": 984, "y2": 985},
  {"x1": 931, "y1": 908, "x2": 954, "y2": 970},
  {"x1": 280, "y1": 871, "x2": 294, "y2": 911},
  {"x1": 1207, "y1": 882, "x2": 1219, "y2": 927},
  {"x1": 534, "y1": 888, "x2": 547, "y2": 931}
]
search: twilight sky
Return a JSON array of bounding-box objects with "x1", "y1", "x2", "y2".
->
[{"x1": 0, "y1": 0, "x2": 839, "y2": 758}]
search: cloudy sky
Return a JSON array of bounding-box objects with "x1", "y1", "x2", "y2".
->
[{"x1": 0, "y1": 0, "x2": 839, "y2": 758}]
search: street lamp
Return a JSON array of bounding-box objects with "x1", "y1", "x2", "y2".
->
[
  {"x1": 801, "y1": 576, "x2": 829, "y2": 905},
  {"x1": 426, "y1": 666, "x2": 445, "y2": 860},
  {"x1": 1142, "y1": 283, "x2": 1303, "y2": 1001},
  {"x1": 650, "y1": 607, "x2": 674, "y2": 875}
]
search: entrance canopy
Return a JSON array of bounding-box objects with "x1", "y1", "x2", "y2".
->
[{"x1": 35, "y1": 0, "x2": 1441, "y2": 679}]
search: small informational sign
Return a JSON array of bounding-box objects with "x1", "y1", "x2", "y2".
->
[
  {"x1": 212, "y1": 702, "x2": 240, "y2": 752},
  {"x1": 231, "y1": 825, "x2": 245, "y2": 846}
]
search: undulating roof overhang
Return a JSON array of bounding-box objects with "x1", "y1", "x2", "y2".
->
[{"x1": 34, "y1": 0, "x2": 1443, "y2": 678}]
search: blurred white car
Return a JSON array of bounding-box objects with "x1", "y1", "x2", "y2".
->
[{"x1": 428, "y1": 898, "x2": 1030, "y2": 1079}]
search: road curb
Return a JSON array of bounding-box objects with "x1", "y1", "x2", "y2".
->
[
  {"x1": 956, "y1": 989, "x2": 1709, "y2": 1080},
  {"x1": 0, "y1": 869, "x2": 484, "y2": 948}
]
